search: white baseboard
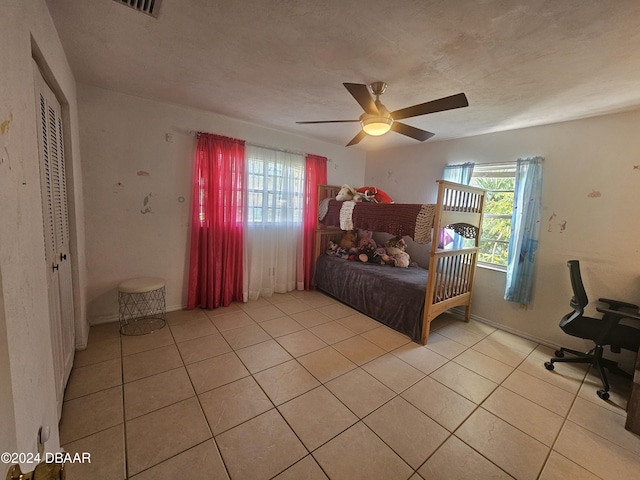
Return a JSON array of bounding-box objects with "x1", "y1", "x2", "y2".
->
[
  {"x1": 446, "y1": 307, "x2": 557, "y2": 350},
  {"x1": 88, "y1": 303, "x2": 186, "y2": 326}
]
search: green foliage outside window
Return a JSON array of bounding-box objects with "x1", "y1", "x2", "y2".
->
[{"x1": 470, "y1": 175, "x2": 515, "y2": 268}]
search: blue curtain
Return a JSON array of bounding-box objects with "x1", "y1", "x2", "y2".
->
[
  {"x1": 442, "y1": 162, "x2": 474, "y2": 185},
  {"x1": 504, "y1": 156, "x2": 544, "y2": 304},
  {"x1": 442, "y1": 162, "x2": 475, "y2": 248}
]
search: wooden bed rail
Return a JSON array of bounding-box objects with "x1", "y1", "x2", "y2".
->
[
  {"x1": 432, "y1": 180, "x2": 485, "y2": 253},
  {"x1": 314, "y1": 181, "x2": 486, "y2": 346},
  {"x1": 437, "y1": 180, "x2": 485, "y2": 213},
  {"x1": 422, "y1": 181, "x2": 485, "y2": 344},
  {"x1": 315, "y1": 228, "x2": 343, "y2": 259},
  {"x1": 428, "y1": 248, "x2": 478, "y2": 304},
  {"x1": 421, "y1": 247, "x2": 480, "y2": 343}
]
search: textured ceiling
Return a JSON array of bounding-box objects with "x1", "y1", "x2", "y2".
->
[{"x1": 46, "y1": 0, "x2": 640, "y2": 150}]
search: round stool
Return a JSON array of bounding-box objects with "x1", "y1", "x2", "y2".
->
[{"x1": 118, "y1": 277, "x2": 166, "y2": 335}]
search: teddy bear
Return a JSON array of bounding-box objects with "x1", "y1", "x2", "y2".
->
[
  {"x1": 335, "y1": 184, "x2": 363, "y2": 202},
  {"x1": 339, "y1": 230, "x2": 357, "y2": 250},
  {"x1": 385, "y1": 236, "x2": 410, "y2": 268}
]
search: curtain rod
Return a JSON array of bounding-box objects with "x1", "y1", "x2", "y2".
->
[
  {"x1": 190, "y1": 130, "x2": 330, "y2": 161},
  {"x1": 474, "y1": 158, "x2": 546, "y2": 167},
  {"x1": 471, "y1": 161, "x2": 517, "y2": 167},
  {"x1": 247, "y1": 141, "x2": 308, "y2": 157}
]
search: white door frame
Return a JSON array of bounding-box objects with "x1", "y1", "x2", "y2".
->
[{"x1": 33, "y1": 61, "x2": 76, "y2": 418}]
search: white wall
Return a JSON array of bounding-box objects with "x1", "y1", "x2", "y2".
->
[
  {"x1": 0, "y1": 0, "x2": 87, "y2": 459},
  {"x1": 0, "y1": 267, "x2": 16, "y2": 454},
  {"x1": 77, "y1": 84, "x2": 366, "y2": 324},
  {"x1": 366, "y1": 109, "x2": 640, "y2": 359}
]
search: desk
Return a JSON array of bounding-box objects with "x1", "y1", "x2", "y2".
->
[{"x1": 626, "y1": 350, "x2": 640, "y2": 434}]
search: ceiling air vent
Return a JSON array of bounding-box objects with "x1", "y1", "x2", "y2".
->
[{"x1": 113, "y1": 0, "x2": 163, "y2": 18}]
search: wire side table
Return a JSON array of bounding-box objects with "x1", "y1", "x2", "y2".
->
[{"x1": 118, "y1": 277, "x2": 166, "y2": 335}]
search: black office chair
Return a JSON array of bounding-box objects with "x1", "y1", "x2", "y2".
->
[{"x1": 544, "y1": 260, "x2": 640, "y2": 400}]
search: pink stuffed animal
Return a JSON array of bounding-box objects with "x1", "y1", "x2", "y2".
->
[{"x1": 357, "y1": 229, "x2": 377, "y2": 249}]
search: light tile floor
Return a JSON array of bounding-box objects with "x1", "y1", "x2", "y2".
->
[{"x1": 60, "y1": 290, "x2": 640, "y2": 479}]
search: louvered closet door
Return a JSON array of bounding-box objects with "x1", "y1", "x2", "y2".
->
[{"x1": 33, "y1": 61, "x2": 75, "y2": 418}]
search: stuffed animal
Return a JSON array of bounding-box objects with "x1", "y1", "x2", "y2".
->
[
  {"x1": 375, "y1": 247, "x2": 394, "y2": 265},
  {"x1": 356, "y1": 186, "x2": 393, "y2": 203},
  {"x1": 385, "y1": 236, "x2": 407, "y2": 253},
  {"x1": 339, "y1": 230, "x2": 357, "y2": 249},
  {"x1": 357, "y1": 243, "x2": 376, "y2": 263},
  {"x1": 392, "y1": 251, "x2": 410, "y2": 268},
  {"x1": 385, "y1": 236, "x2": 410, "y2": 268},
  {"x1": 326, "y1": 240, "x2": 339, "y2": 256},
  {"x1": 356, "y1": 190, "x2": 376, "y2": 202},
  {"x1": 336, "y1": 184, "x2": 363, "y2": 202},
  {"x1": 357, "y1": 229, "x2": 377, "y2": 249}
]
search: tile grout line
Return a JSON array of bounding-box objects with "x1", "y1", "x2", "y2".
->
[
  {"x1": 149, "y1": 307, "x2": 502, "y2": 478},
  {"x1": 197, "y1": 302, "x2": 418, "y2": 478},
  {"x1": 444, "y1": 345, "x2": 549, "y2": 480},
  {"x1": 169, "y1": 313, "x2": 235, "y2": 480},
  {"x1": 214, "y1": 294, "x2": 334, "y2": 479},
  {"x1": 217, "y1": 305, "x2": 473, "y2": 478},
  {"x1": 67, "y1": 294, "x2": 637, "y2": 479},
  {"x1": 414, "y1": 332, "x2": 513, "y2": 478},
  {"x1": 119, "y1": 326, "x2": 130, "y2": 480},
  {"x1": 538, "y1": 394, "x2": 583, "y2": 479}
]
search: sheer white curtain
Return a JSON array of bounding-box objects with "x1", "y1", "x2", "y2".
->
[{"x1": 243, "y1": 146, "x2": 305, "y2": 301}]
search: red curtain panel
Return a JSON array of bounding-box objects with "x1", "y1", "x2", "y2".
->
[
  {"x1": 303, "y1": 154, "x2": 327, "y2": 289},
  {"x1": 188, "y1": 133, "x2": 246, "y2": 308}
]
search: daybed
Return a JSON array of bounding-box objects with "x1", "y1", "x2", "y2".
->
[{"x1": 313, "y1": 180, "x2": 486, "y2": 344}]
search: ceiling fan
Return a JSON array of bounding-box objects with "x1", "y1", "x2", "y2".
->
[{"x1": 296, "y1": 82, "x2": 469, "y2": 146}]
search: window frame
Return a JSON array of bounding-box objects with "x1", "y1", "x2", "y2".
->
[
  {"x1": 245, "y1": 148, "x2": 305, "y2": 225},
  {"x1": 470, "y1": 163, "x2": 517, "y2": 271}
]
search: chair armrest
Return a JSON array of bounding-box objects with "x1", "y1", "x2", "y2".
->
[
  {"x1": 596, "y1": 306, "x2": 640, "y2": 322},
  {"x1": 598, "y1": 297, "x2": 639, "y2": 310}
]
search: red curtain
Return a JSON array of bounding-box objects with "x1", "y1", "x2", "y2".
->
[
  {"x1": 303, "y1": 154, "x2": 327, "y2": 289},
  {"x1": 188, "y1": 133, "x2": 245, "y2": 309}
]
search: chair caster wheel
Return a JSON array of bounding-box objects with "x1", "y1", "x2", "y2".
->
[
  {"x1": 597, "y1": 389, "x2": 610, "y2": 400},
  {"x1": 554, "y1": 350, "x2": 564, "y2": 357},
  {"x1": 544, "y1": 361, "x2": 555, "y2": 371}
]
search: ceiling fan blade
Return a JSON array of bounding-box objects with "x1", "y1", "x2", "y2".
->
[
  {"x1": 391, "y1": 122, "x2": 435, "y2": 142},
  {"x1": 391, "y1": 93, "x2": 469, "y2": 120},
  {"x1": 296, "y1": 120, "x2": 360, "y2": 124},
  {"x1": 346, "y1": 130, "x2": 367, "y2": 147},
  {"x1": 343, "y1": 83, "x2": 378, "y2": 115}
]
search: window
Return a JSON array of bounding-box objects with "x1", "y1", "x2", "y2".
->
[
  {"x1": 244, "y1": 145, "x2": 306, "y2": 300},
  {"x1": 245, "y1": 146, "x2": 305, "y2": 224},
  {"x1": 470, "y1": 163, "x2": 516, "y2": 268}
]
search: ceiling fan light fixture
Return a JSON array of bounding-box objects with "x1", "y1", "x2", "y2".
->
[
  {"x1": 296, "y1": 82, "x2": 468, "y2": 146},
  {"x1": 361, "y1": 115, "x2": 393, "y2": 136}
]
